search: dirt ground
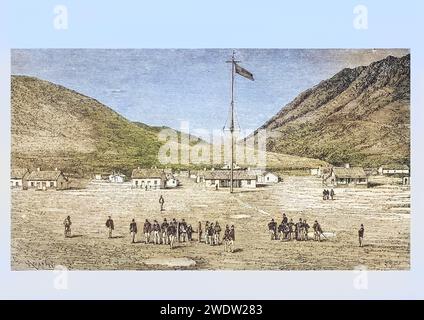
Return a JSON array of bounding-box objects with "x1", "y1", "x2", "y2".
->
[{"x1": 11, "y1": 176, "x2": 410, "y2": 270}]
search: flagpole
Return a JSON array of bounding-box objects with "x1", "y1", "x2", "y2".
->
[{"x1": 230, "y1": 51, "x2": 235, "y2": 193}]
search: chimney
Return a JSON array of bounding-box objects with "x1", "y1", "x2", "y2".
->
[
  {"x1": 55, "y1": 168, "x2": 58, "y2": 171},
  {"x1": 37, "y1": 167, "x2": 40, "y2": 171},
  {"x1": 211, "y1": 167, "x2": 215, "y2": 171},
  {"x1": 345, "y1": 163, "x2": 350, "y2": 169}
]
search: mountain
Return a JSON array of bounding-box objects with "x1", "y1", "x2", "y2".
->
[
  {"x1": 11, "y1": 75, "x2": 169, "y2": 176},
  {"x1": 11, "y1": 75, "x2": 328, "y2": 175},
  {"x1": 253, "y1": 54, "x2": 410, "y2": 167}
]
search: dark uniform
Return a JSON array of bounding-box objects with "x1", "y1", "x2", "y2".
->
[
  {"x1": 268, "y1": 219, "x2": 277, "y2": 240},
  {"x1": 167, "y1": 223, "x2": 177, "y2": 249},
  {"x1": 214, "y1": 222, "x2": 222, "y2": 245},
  {"x1": 358, "y1": 224, "x2": 364, "y2": 247},
  {"x1": 208, "y1": 223, "x2": 215, "y2": 245},
  {"x1": 205, "y1": 221, "x2": 210, "y2": 244},
  {"x1": 143, "y1": 219, "x2": 152, "y2": 244},
  {"x1": 187, "y1": 224, "x2": 193, "y2": 241},
  {"x1": 161, "y1": 219, "x2": 169, "y2": 245},
  {"x1": 152, "y1": 220, "x2": 161, "y2": 244},
  {"x1": 288, "y1": 219, "x2": 295, "y2": 240},
  {"x1": 159, "y1": 195, "x2": 165, "y2": 211},
  {"x1": 303, "y1": 220, "x2": 310, "y2": 240},
  {"x1": 223, "y1": 225, "x2": 232, "y2": 252},
  {"x1": 129, "y1": 219, "x2": 137, "y2": 243},
  {"x1": 105, "y1": 216, "x2": 114, "y2": 238},
  {"x1": 179, "y1": 219, "x2": 187, "y2": 242},
  {"x1": 198, "y1": 221, "x2": 202, "y2": 243},
  {"x1": 313, "y1": 220, "x2": 322, "y2": 241},
  {"x1": 63, "y1": 216, "x2": 72, "y2": 238}
]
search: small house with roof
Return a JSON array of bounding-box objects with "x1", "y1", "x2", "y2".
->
[
  {"x1": 108, "y1": 172, "x2": 126, "y2": 183},
  {"x1": 378, "y1": 164, "x2": 409, "y2": 176},
  {"x1": 256, "y1": 171, "x2": 280, "y2": 185},
  {"x1": 26, "y1": 168, "x2": 69, "y2": 190},
  {"x1": 131, "y1": 168, "x2": 167, "y2": 189},
  {"x1": 11, "y1": 168, "x2": 29, "y2": 188},
  {"x1": 327, "y1": 166, "x2": 368, "y2": 188},
  {"x1": 198, "y1": 169, "x2": 257, "y2": 188}
]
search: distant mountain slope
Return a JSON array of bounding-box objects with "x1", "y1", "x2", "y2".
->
[
  {"x1": 11, "y1": 75, "x2": 164, "y2": 175},
  {"x1": 254, "y1": 54, "x2": 410, "y2": 167},
  {"x1": 11, "y1": 75, "x2": 328, "y2": 175}
]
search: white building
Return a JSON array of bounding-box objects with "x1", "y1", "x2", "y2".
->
[
  {"x1": 165, "y1": 173, "x2": 179, "y2": 188},
  {"x1": 131, "y1": 168, "x2": 166, "y2": 189},
  {"x1": 26, "y1": 168, "x2": 69, "y2": 190},
  {"x1": 11, "y1": 168, "x2": 29, "y2": 188},
  {"x1": 378, "y1": 165, "x2": 409, "y2": 176},
  {"x1": 108, "y1": 172, "x2": 125, "y2": 183},
  {"x1": 257, "y1": 171, "x2": 279, "y2": 185},
  {"x1": 198, "y1": 170, "x2": 257, "y2": 188}
]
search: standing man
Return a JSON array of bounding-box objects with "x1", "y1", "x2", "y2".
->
[
  {"x1": 168, "y1": 222, "x2": 176, "y2": 249},
  {"x1": 358, "y1": 224, "x2": 365, "y2": 247},
  {"x1": 223, "y1": 225, "x2": 231, "y2": 252},
  {"x1": 268, "y1": 219, "x2": 277, "y2": 240},
  {"x1": 63, "y1": 216, "x2": 72, "y2": 238},
  {"x1": 288, "y1": 218, "x2": 295, "y2": 240},
  {"x1": 152, "y1": 220, "x2": 161, "y2": 244},
  {"x1": 159, "y1": 195, "x2": 165, "y2": 212},
  {"x1": 204, "y1": 221, "x2": 210, "y2": 244},
  {"x1": 330, "y1": 189, "x2": 335, "y2": 200},
  {"x1": 296, "y1": 218, "x2": 304, "y2": 241},
  {"x1": 105, "y1": 216, "x2": 114, "y2": 239},
  {"x1": 198, "y1": 221, "x2": 202, "y2": 243},
  {"x1": 179, "y1": 219, "x2": 187, "y2": 242},
  {"x1": 313, "y1": 220, "x2": 322, "y2": 242},
  {"x1": 303, "y1": 219, "x2": 310, "y2": 240},
  {"x1": 208, "y1": 222, "x2": 215, "y2": 246},
  {"x1": 161, "y1": 218, "x2": 169, "y2": 245},
  {"x1": 282, "y1": 213, "x2": 288, "y2": 225},
  {"x1": 214, "y1": 221, "x2": 222, "y2": 245},
  {"x1": 187, "y1": 224, "x2": 193, "y2": 241},
  {"x1": 143, "y1": 219, "x2": 151, "y2": 244},
  {"x1": 229, "y1": 225, "x2": 235, "y2": 253},
  {"x1": 129, "y1": 219, "x2": 137, "y2": 243}
]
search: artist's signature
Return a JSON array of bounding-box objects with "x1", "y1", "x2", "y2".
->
[{"x1": 25, "y1": 259, "x2": 56, "y2": 270}]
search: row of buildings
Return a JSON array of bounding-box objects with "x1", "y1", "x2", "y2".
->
[
  {"x1": 11, "y1": 165, "x2": 279, "y2": 191},
  {"x1": 11, "y1": 168, "x2": 69, "y2": 190},
  {"x1": 311, "y1": 163, "x2": 410, "y2": 188}
]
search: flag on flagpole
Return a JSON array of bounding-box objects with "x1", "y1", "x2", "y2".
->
[{"x1": 235, "y1": 63, "x2": 254, "y2": 81}]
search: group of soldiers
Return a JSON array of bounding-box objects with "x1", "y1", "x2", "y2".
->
[
  {"x1": 199, "y1": 221, "x2": 236, "y2": 252},
  {"x1": 322, "y1": 189, "x2": 335, "y2": 200},
  {"x1": 63, "y1": 215, "x2": 236, "y2": 252},
  {"x1": 140, "y1": 218, "x2": 193, "y2": 249},
  {"x1": 267, "y1": 213, "x2": 324, "y2": 242}
]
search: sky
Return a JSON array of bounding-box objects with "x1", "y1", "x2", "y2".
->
[{"x1": 11, "y1": 49, "x2": 409, "y2": 140}]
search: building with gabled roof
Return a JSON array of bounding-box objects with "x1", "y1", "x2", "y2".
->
[
  {"x1": 131, "y1": 168, "x2": 167, "y2": 189},
  {"x1": 26, "y1": 168, "x2": 69, "y2": 190},
  {"x1": 326, "y1": 166, "x2": 368, "y2": 187},
  {"x1": 198, "y1": 169, "x2": 257, "y2": 188},
  {"x1": 11, "y1": 168, "x2": 29, "y2": 189}
]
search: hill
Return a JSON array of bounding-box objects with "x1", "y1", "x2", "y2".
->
[
  {"x1": 11, "y1": 75, "x2": 168, "y2": 176},
  {"x1": 11, "y1": 75, "x2": 328, "y2": 175},
  {"x1": 254, "y1": 54, "x2": 410, "y2": 167}
]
